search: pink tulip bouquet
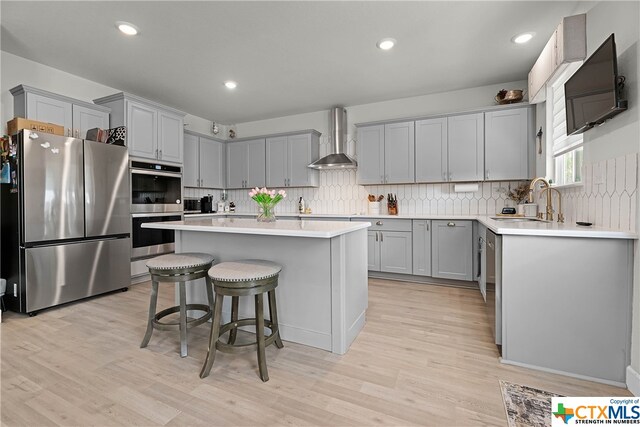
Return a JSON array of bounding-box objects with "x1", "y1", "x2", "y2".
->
[{"x1": 249, "y1": 187, "x2": 287, "y2": 222}]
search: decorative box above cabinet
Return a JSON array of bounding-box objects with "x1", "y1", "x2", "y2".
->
[
  {"x1": 11, "y1": 85, "x2": 110, "y2": 138},
  {"x1": 266, "y1": 130, "x2": 320, "y2": 188},
  {"x1": 94, "y1": 92, "x2": 185, "y2": 164},
  {"x1": 184, "y1": 130, "x2": 226, "y2": 189},
  {"x1": 528, "y1": 13, "x2": 586, "y2": 104}
]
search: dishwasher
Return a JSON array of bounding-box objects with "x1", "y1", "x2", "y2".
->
[{"x1": 485, "y1": 230, "x2": 502, "y2": 353}]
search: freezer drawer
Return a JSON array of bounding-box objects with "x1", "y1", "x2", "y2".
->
[{"x1": 23, "y1": 238, "x2": 130, "y2": 313}]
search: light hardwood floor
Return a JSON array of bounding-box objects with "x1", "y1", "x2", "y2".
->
[{"x1": 1, "y1": 278, "x2": 630, "y2": 426}]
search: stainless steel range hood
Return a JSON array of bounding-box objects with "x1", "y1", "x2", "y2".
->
[{"x1": 308, "y1": 107, "x2": 357, "y2": 170}]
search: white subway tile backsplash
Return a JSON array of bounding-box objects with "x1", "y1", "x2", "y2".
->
[{"x1": 558, "y1": 153, "x2": 637, "y2": 232}]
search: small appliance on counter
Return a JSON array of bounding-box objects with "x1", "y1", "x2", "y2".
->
[
  {"x1": 217, "y1": 200, "x2": 225, "y2": 212},
  {"x1": 229, "y1": 201, "x2": 236, "y2": 212},
  {"x1": 201, "y1": 195, "x2": 214, "y2": 213},
  {"x1": 184, "y1": 198, "x2": 201, "y2": 213}
]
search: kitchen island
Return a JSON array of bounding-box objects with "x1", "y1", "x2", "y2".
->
[{"x1": 142, "y1": 217, "x2": 370, "y2": 354}]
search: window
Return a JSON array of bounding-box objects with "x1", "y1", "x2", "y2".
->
[{"x1": 547, "y1": 62, "x2": 584, "y2": 186}]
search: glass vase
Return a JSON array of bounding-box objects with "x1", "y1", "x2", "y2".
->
[{"x1": 257, "y1": 205, "x2": 277, "y2": 222}]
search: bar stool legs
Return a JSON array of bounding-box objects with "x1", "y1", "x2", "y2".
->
[
  {"x1": 200, "y1": 294, "x2": 224, "y2": 379},
  {"x1": 228, "y1": 296, "x2": 239, "y2": 345},
  {"x1": 255, "y1": 293, "x2": 268, "y2": 381},
  {"x1": 268, "y1": 290, "x2": 284, "y2": 349},
  {"x1": 140, "y1": 280, "x2": 159, "y2": 349}
]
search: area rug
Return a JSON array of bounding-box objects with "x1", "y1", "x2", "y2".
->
[{"x1": 499, "y1": 380, "x2": 563, "y2": 427}]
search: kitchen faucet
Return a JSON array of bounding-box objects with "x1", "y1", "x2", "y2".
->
[
  {"x1": 528, "y1": 177, "x2": 554, "y2": 221},
  {"x1": 540, "y1": 187, "x2": 564, "y2": 223}
]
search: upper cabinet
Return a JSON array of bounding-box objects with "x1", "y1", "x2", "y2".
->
[
  {"x1": 447, "y1": 113, "x2": 484, "y2": 182},
  {"x1": 356, "y1": 121, "x2": 414, "y2": 185},
  {"x1": 184, "y1": 131, "x2": 226, "y2": 189},
  {"x1": 266, "y1": 130, "x2": 319, "y2": 188},
  {"x1": 415, "y1": 113, "x2": 484, "y2": 182},
  {"x1": 11, "y1": 85, "x2": 110, "y2": 138},
  {"x1": 528, "y1": 14, "x2": 586, "y2": 104},
  {"x1": 484, "y1": 106, "x2": 534, "y2": 181},
  {"x1": 94, "y1": 92, "x2": 185, "y2": 164},
  {"x1": 226, "y1": 138, "x2": 266, "y2": 189}
]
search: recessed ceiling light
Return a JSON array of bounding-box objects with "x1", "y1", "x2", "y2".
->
[
  {"x1": 512, "y1": 32, "x2": 535, "y2": 44},
  {"x1": 376, "y1": 38, "x2": 396, "y2": 50},
  {"x1": 116, "y1": 21, "x2": 139, "y2": 36},
  {"x1": 224, "y1": 81, "x2": 237, "y2": 89}
]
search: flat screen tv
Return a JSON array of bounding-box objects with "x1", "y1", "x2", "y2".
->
[{"x1": 565, "y1": 33, "x2": 627, "y2": 135}]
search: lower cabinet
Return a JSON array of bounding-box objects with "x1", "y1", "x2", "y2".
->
[
  {"x1": 360, "y1": 219, "x2": 412, "y2": 274},
  {"x1": 431, "y1": 220, "x2": 473, "y2": 281},
  {"x1": 478, "y1": 223, "x2": 487, "y2": 301},
  {"x1": 412, "y1": 220, "x2": 432, "y2": 276}
]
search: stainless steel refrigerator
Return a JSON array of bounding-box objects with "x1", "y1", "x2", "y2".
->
[{"x1": 1, "y1": 130, "x2": 130, "y2": 315}]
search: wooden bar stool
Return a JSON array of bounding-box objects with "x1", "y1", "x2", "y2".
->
[
  {"x1": 200, "y1": 260, "x2": 284, "y2": 382},
  {"x1": 140, "y1": 252, "x2": 214, "y2": 357}
]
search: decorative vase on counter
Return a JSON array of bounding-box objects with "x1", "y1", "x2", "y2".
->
[
  {"x1": 257, "y1": 205, "x2": 277, "y2": 222},
  {"x1": 249, "y1": 187, "x2": 286, "y2": 223}
]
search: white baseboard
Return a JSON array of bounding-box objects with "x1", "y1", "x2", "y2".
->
[{"x1": 627, "y1": 365, "x2": 640, "y2": 396}]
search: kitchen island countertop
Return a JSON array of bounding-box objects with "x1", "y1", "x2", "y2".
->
[{"x1": 142, "y1": 217, "x2": 370, "y2": 238}]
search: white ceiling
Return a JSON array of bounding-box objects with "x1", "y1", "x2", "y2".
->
[{"x1": 1, "y1": 1, "x2": 593, "y2": 124}]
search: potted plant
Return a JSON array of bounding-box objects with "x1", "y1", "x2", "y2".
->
[{"x1": 249, "y1": 187, "x2": 287, "y2": 222}]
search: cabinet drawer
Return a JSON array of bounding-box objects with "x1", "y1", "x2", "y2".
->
[{"x1": 352, "y1": 218, "x2": 411, "y2": 232}]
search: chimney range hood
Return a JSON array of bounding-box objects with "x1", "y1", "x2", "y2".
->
[{"x1": 308, "y1": 107, "x2": 357, "y2": 170}]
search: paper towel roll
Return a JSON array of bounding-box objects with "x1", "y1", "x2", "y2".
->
[{"x1": 454, "y1": 183, "x2": 479, "y2": 193}]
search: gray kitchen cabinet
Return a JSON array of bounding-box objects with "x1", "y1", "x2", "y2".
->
[
  {"x1": 357, "y1": 122, "x2": 415, "y2": 184},
  {"x1": 94, "y1": 92, "x2": 185, "y2": 164},
  {"x1": 354, "y1": 218, "x2": 412, "y2": 273},
  {"x1": 384, "y1": 121, "x2": 415, "y2": 183},
  {"x1": 367, "y1": 231, "x2": 381, "y2": 271},
  {"x1": 356, "y1": 125, "x2": 384, "y2": 184},
  {"x1": 412, "y1": 220, "x2": 432, "y2": 276},
  {"x1": 11, "y1": 85, "x2": 110, "y2": 138},
  {"x1": 183, "y1": 133, "x2": 199, "y2": 187},
  {"x1": 199, "y1": 136, "x2": 226, "y2": 189},
  {"x1": 184, "y1": 130, "x2": 226, "y2": 189},
  {"x1": 478, "y1": 223, "x2": 487, "y2": 301},
  {"x1": 72, "y1": 104, "x2": 109, "y2": 137},
  {"x1": 379, "y1": 231, "x2": 413, "y2": 273},
  {"x1": 226, "y1": 138, "x2": 266, "y2": 189},
  {"x1": 415, "y1": 117, "x2": 447, "y2": 182},
  {"x1": 484, "y1": 107, "x2": 533, "y2": 180},
  {"x1": 431, "y1": 220, "x2": 473, "y2": 281},
  {"x1": 158, "y1": 110, "x2": 183, "y2": 164},
  {"x1": 127, "y1": 100, "x2": 157, "y2": 159},
  {"x1": 447, "y1": 113, "x2": 484, "y2": 182},
  {"x1": 415, "y1": 113, "x2": 483, "y2": 183},
  {"x1": 266, "y1": 131, "x2": 319, "y2": 188}
]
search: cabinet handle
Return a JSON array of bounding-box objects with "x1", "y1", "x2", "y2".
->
[
  {"x1": 385, "y1": 174, "x2": 389, "y2": 183},
  {"x1": 485, "y1": 170, "x2": 490, "y2": 180},
  {"x1": 159, "y1": 149, "x2": 162, "y2": 159},
  {"x1": 155, "y1": 149, "x2": 158, "y2": 159},
  {"x1": 375, "y1": 232, "x2": 378, "y2": 242},
  {"x1": 442, "y1": 172, "x2": 446, "y2": 181},
  {"x1": 380, "y1": 175, "x2": 384, "y2": 183},
  {"x1": 67, "y1": 128, "x2": 71, "y2": 137},
  {"x1": 447, "y1": 222, "x2": 456, "y2": 227},
  {"x1": 426, "y1": 222, "x2": 429, "y2": 231},
  {"x1": 380, "y1": 232, "x2": 383, "y2": 242},
  {"x1": 74, "y1": 129, "x2": 79, "y2": 138},
  {"x1": 448, "y1": 172, "x2": 453, "y2": 181},
  {"x1": 376, "y1": 221, "x2": 383, "y2": 226}
]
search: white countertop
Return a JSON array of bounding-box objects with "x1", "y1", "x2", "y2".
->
[
  {"x1": 183, "y1": 212, "x2": 637, "y2": 239},
  {"x1": 142, "y1": 217, "x2": 370, "y2": 238}
]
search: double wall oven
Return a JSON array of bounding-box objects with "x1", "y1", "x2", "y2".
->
[{"x1": 130, "y1": 161, "x2": 183, "y2": 259}]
